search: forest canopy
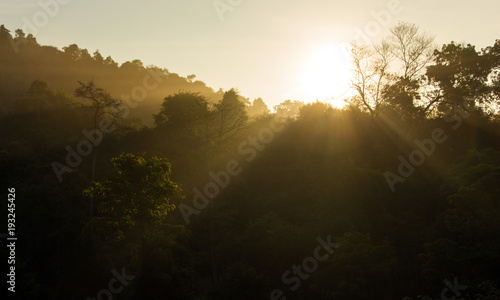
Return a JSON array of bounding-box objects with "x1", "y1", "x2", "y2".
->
[{"x1": 1, "y1": 22, "x2": 500, "y2": 300}]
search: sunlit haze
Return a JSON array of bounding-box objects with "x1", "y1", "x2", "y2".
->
[
  {"x1": 2, "y1": 0, "x2": 500, "y2": 108},
  {"x1": 294, "y1": 43, "x2": 353, "y2": 107},
  {"x1": 4, "y1": 0, "x2": 500, "y2": 298}
]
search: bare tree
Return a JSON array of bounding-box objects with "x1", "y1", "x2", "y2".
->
[
  {"x1": 387, "y1": 21, "x2": 435, "y2": 81},
  {"x1": 351, "y1": 40, "x2": 394, "y2": 117},
  {"x1": 386, "y1": 22, "x2": 437, "y2": 117},
  {"x1": 75, "y1": 80, "x2": 122, "y2": 217},
  {"x1": 349, "y1": 22, "x2": 436, "y2": 118}
]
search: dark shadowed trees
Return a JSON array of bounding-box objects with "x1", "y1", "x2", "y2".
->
[
  {"x1": 75, "y1": 80, "x2": 122, "y2": 216},
  {"x1": 155, "y1": 89, "x2": 248, "y2": 146},
  {"x1": 215, "y1": 89, "x2": 248, "y2": 145},
  {"x1": 350, "y1": 22, "x2": 436, "y2": 119},
  {"x1": 426, "y1": 42, "x2": 499, "y2": 115}
]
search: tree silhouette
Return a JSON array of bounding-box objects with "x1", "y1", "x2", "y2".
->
[
  {"x1": 387, "y1": 21, "x2": 435, "y2": 81},
  {"x1": 350, "y1": 41, "x2": 393, "y2": 117},
  {"x1": 426, "y1": 42, "x2": 497, "y2": 114},
  {"x1": 273, "y1": 100, "x2": 304, "y2": 120},
  {"x1": 83, "y1": 153, "x2": 181, "y2": 271},
  {"x1": 247, "y1": 97, "x2": 270, "y2": 118},
  {"x1": 350, "y1": 22, "x2": 436, "y2": 119},
  {"x1": 215, "y1": 88, "x2": 248, "y2": 145},
  {"x1": 75, "y1": 80, "x2": 122, "y2": 216}
]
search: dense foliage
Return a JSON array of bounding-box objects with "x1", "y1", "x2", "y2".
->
[{"x1": 1, "y1": 23, "x2": 500, "y2": 299}]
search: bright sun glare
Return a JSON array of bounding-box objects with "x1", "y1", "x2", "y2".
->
[{"x1": 297, "y1": 44, "x2": 353, "y2": 108}]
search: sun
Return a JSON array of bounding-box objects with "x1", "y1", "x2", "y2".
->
[{"x1": 297, "y1": 44, "x2": 353, "y2": 108}]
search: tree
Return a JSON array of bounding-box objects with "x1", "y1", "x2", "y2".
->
[
  {"x1": 13, "y1": 80, "x2": 75, "y2": 113},
  {"x1": 93, "y1": 50, "x2": 104, "y2": 64},
  {"x1": 425, "y1": 42, "x2": 498, "y2": 115},
  {"x1": 247, "y1": 97, "x2": 270, "y2": 118},
  {"x1": 154, "y1": 92, "x2": 209, "y2": 129},
  {"x1": 75, "y1": 80, "x2": 122, "y2": 216},
  {"x1": 207, "y1": 89, "x2": 248, "y2": 283},
  {"x1": 0, "y1": 24, "x2": 11, "y2": 44},
  {"x1": 384, "y1": 22, "x2": 435, "y2": 119},
  {"x1": 153, "y1": 91, "x2": 217, "y2": 150},
  {"x1": 382, "y1": 77, "x2": 424, "y2": 120},
  {"x1": 15, "y1": 80, "x2": 50, "y2": 112},
  {"x1": 120, "y1": 59, "x2": 144, "y2": 72},
  {"x1": 298, "y1": 101, "x2": 333, "y2": 120},
  {"x1": 387, "y1": 21, "x2": 435, "y2": 81},
  {"x1": 485, "y1": 39, "x2": 500, "y2": 102},
  {"x1": 313, "y1": 232, "x2": 399, "y2": 299},
  {"x1": 83, "y1": 153, "x2": 181, "y2": 268},
  {"x1": 63, "y1": 44, "x2": 82, "y2": 61},
  {"x1": 349, "y1": 22, "x2": 436, "y2": 118},
  {"x1": 215, "y1": 89, "x2": 248, "y2": 145},
  {"x1": 154, "y1": 89, "x2": 248, "y2": 147},
  {"x1": 273, "y1": 100, "x2": 304, "y2": 120},
  {"x1": 0, "y1": 25, "x2": 16, "y2": 55},
  {"x1": 104, "y1": 55, "x2": 118, "y2": 68},
  {"x1": 14, "y1": 29, "x2": 25, "y2": 40},
  {"x1": 28, "y1": 80, "x2": 49, "y2": 95},
  {"x1": 350, "y1": 40, "x2": 393, "y2": 117}
]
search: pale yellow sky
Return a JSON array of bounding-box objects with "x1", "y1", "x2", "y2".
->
[{"x1": 2, "y1": 0, "x2": 500, "y2": 107}]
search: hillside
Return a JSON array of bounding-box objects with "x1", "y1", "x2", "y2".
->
[{"x1": 2, "y1": 22, "x2": 500, "y2": 300}]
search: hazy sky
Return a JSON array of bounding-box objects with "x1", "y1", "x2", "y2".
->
[{"x1": 2, "y1": 0, "x2": 500, "y2": 107}]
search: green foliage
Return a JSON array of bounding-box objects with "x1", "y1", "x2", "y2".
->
[
  {"x1": 155, "y1": 89, "x2": 248, "y2": 147},
  {"x1": 0, "y1": 25, "x2": 220, "y2": 125},
  {"x1": 2, "y1": 24, "x2": 500, "y2": 300},
  {"x1": 426, "y1": 42, "x2": 499, "y2": 114},
  {"x1": 84, "y1": 153, "x2": 181, "y2": 240},
  {"x1": 312, "y1": 232, "x2": 399, "y2": 299},
  {"x1": 154, "y1": 92, "x2": 210, "y2": 132}
]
